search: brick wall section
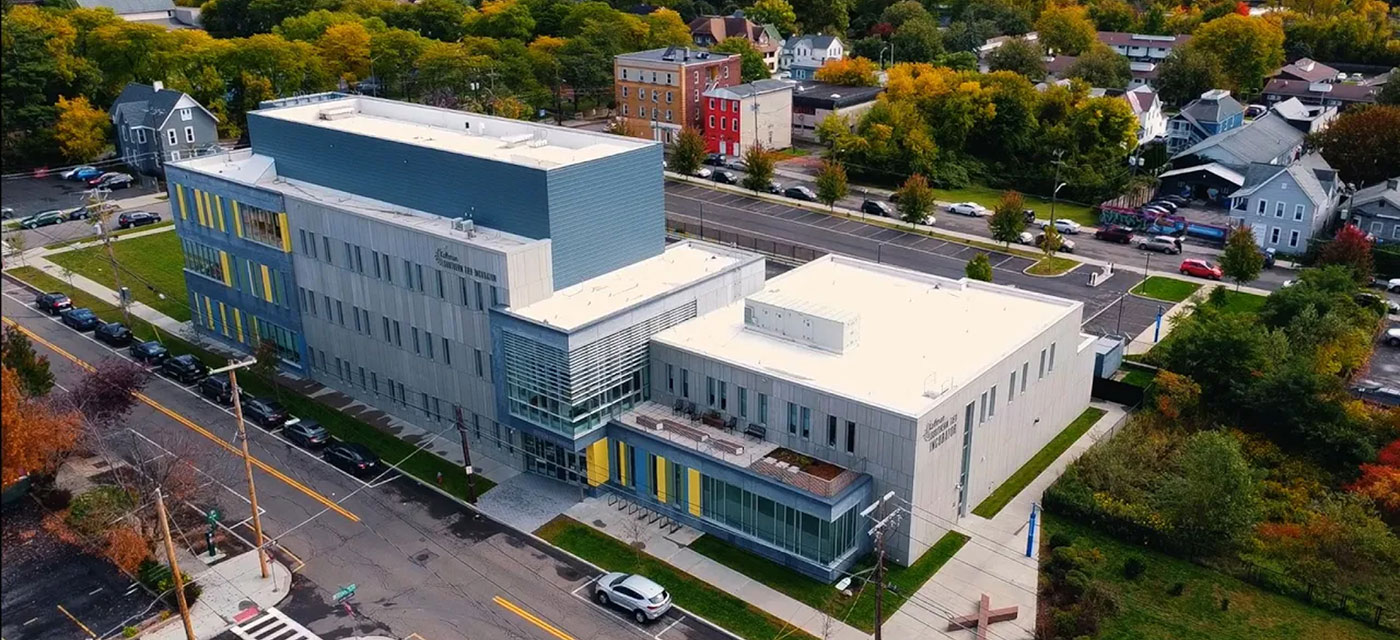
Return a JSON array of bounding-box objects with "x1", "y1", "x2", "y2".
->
[{"x1": 751, "y1": 458, "x2": 860, "y2": 497}]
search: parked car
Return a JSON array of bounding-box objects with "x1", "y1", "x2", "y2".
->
[
  {"x1": 1146, "y1": 200, "x2": 1179, "y2": 212},
  {"x1": 70, "y1": 167, "x2": 104, "y2": 182},
  {"x1": 85, "y1": 172, "x2": 122, "y2": 187},
  {"x1": 1385, "y1": 278, "x2": 1400, "y2": 293},
  {"x1": 1137, "y1": 235, "x2": 1181, "y2": 254},
  {"x1": 1015, "y1": 231, "x2": 1035, "y2": 245},
  {"x1": 284, "y1": 420, "x2": 330, "y2": 448},
  {"x1": 1, "y1": 207, "x2": 14, "y2": 219},
  {"x1": 35, "y1": 291, "x2": 72, "y2": 315},
  {"x1": 764, "y1": 182, "x2": 783, "y2": 195},
  {"x1": 710, "y1": 170, "x2": 738, "y2": 185},
  {"x1": 594, "y1": 572, "x2": 673, "y2": 623},
  {"x1": 1179, "y1": 258, "x2": 1222, "y2": 279},
  {"x1": 198, "y1": 375, "x2": 243, "y2": 406},
  {"x1": 65, "y1": 205, "x2": 95, "y2": 221},
  {"x1": 723, "y1": 159, "x2": 747, "y2": 171},
  {"x1": 1159, "y1": 194, "x2": 1189, "y2": 205},
  {"x1": 60, "y1": 307, "x2": 100, "y2": 331},
  {"x1": 1036, "y1": 233, "x2": 1075, "y2": 253},
  {"x1": 1361, "y1": 295, "x2": 1400, "y2": 316},
  {"x1": 129, "y1": 340, "x2": 170, "y2": 365},
  {"x1": 1386, "y1": 327, "x2": 1400, "y2": 347},
  {"x1": 1043, "y1": 219, "x2": 1081, "y2": 234},
  {"x1": 1141, "y1": 205, "x2": 1172, "y2": 216},
  {"x1": 1263, "y1": 247, "x2": 1276, "y2": 269},
  {"x1": 96, "y1": 173, "x2": 134, "y2": 190},
  {"x1": 1350, "y1": 381, "x2": 1400, "y2": 407},
  {"x1": 692, "y1": 167, "x2": 713, "y2": 179},
  {"x1": 323, "y1": 442, "x2": 381, "y2": 476},
  {"x1": 702, "y1": 153, "x2": 727, "y2": 167},
  {"x1": 947, "y1": 202, "x2": 988, "y2": 216},
  {"x1": 117, "y1": 211, "x2": 161, "y2": 229},
  {"x1": 244, "y1": 398, "x2": 297, "y2": 429},
  {"x1": 160, "y1": 354, "x2": 208, "y2": 384},
  {"x1": 861, "y1": 199, "x2": 893, "y2": 217},
  {"x1": 61, "y1": 165, "x2": 96, "y2": 180},
  {"x1": 784, "y1": 186, "x2": 817, "y2": 201},
  {"x1": 1094, "y1": 225, "x2": 1134, "y2": 244},
  {"x1": 19, "y1": 210, "x2": 65, "y2": 229},
  {"x1": 93, "y1": 322, "x2": 133, "y2": 347},
  {"x1": 1244, "y1": 104, "x2": 1268, "y2": 118}
]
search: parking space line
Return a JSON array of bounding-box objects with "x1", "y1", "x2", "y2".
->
[
  {"x1": 493, "y1": 596, "x2": 575, "y2": 640},
  {"x1": 571, "y1": 575, "x2": 599, "y2": 596},
  {"x1": 654, "y1": 615, "x2": 685, "y2": 639},
  {"x1": 568, "y1": 586, "x2": 654, "y2": 639}
]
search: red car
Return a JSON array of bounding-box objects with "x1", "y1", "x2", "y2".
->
[{"x1": 1179, "y1": 259, "x2": 1222, "y2": 280}]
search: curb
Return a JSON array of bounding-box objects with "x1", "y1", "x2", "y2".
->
[{"x1": 1020, "y1": 258, "x2": 1084, "y2": 278}]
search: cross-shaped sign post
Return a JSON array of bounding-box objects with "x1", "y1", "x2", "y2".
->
[{"x1": 946, "y1": 593, "x2": 1019, "y2": 640}]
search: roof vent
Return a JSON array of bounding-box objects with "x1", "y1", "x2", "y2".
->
[
  {"x1": 1309, "y1": 82, "x2": 1333, "y2": 93},
  {"x1": 318, "y1": 106, "x2": 355, "y2": 120}
]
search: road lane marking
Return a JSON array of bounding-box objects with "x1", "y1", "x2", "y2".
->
[
  {"x1": 493, "y1": 596, "x2": 576, "y2": 640},
  {"x1": 1, "y1": 317, "x2": 360, "y2": 523},
  {"x1": 56, "y1": 605, "x2": 96, "y2": 638}
]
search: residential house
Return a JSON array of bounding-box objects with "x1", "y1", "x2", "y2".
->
[
  {"x1": 1275, "y1": 58, "x2": 1340, "y2": 84},
  {"x1": 1095, "y1": 32, "x2": 1189, "y2": 62},
  {"x1": 614, "y1": 47, "x2": 741, "y2": 144},
  {"x1": 1122, "y1": 86, "x2": 1166, "y2": 145},
  {"x1": 1227, "y1": 153, "x2": 1340, "y2": 251},
  {"x1": 782, "y1": 35, "x2": 844, "y2": 81},
  {"x1": 976, "y1": 32, "x2": 1039, "y2": 72},
  {"x1": 1165, "y1": 89, "x2": 1244, "y2": 154},
  {"x1": 1261, "y1": 78, "x2": 1380, "y2": 110},
  {"x1": 75, "y1": 0, "x2": 198, "y2": 28},
  {"x1": 110, "y1": 81, "x2": 220, "y2": 176},
  {"x1": 1043, "y1": 55, "x2": 1160, "y2": 90},
  {"x1": 689, "y1": 16, "x2": 781, "y2": 73},
  {"x1": 702, "y1": 80, "x2": 793, "y2": 156},
  {"x1": 1348, "y1": 177, "x2": 1400, "y2": 244},
  {"x1": 790, "y1": 82, "x2": 883, "y2": 142}
]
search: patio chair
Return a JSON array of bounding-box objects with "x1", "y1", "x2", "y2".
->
[{"x1": 672, "y1": 398, "x2": 685, "y2": 415}]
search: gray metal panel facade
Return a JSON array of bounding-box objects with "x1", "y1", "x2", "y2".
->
[{"x1": 544, "y1": 146, "x2": 665, "y2": 288}]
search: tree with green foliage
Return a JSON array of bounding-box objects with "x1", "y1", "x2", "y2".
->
[
  {"x1": 1065, "y1": 44, "x2": 1131, "y2": 88},
  {"x1": 965, "y1": 253, "x2": 994, "y2": 282},
  {"x1": 814, "y1": 160, "x2": 848, "y2": 211},
  {"x1": 670, "y1": 128, "x2": 706, "y2": 176},
  {"x1": 986, "y1": 37, "x2": 1046, "y2": 80},
  {"x1": 1219, "y1": 225, "x2": 1264, "y2": 289},
  {"x1": 1155, "y1": 430, "x2": 1260, "y2": 554},
  {"x1": 988, "y1": 190, "x2": 1027, "y2": 247},
  {"x1": 2, "y1": 328, "x2": 55, "y2": 398},
  {"x1": 896, "y1": 174, "x2": 935, "y2": 225},
  {"x1": 1154, "y1": 304, "x2": 1288, "y2": 407},
  {"x1": 1311, "y1": 105, "x2": 1400, "y2": 187},
  {"x1": 891, "y1": 17, "x2": 944, "y2": 64},
  {"x1": 791, "y1": 0, "x2": 850, "y2": 36},
  {"x1": 879, "y1": 0, "x2": 930, "y2": 29},
  {"x1": 1086, "y1": 0, "x2": 1138, "y2": 32},
  {"x1": 469, "y1": 0, "x2": 535, "y2": 41},
  {"x1": 1188, "y1": 14, "x2": 1285, "y2": 93},
  {"x1": 740, "y1": 145, "x2": 776, "y2": 192},
  {"x1": 1379, "y1": 77, "x2": 1400, "y2": 106},
  {"x1": 1317, "y1": 224, "x2": 1375, "y2": 286},
  {"x1": 710, "y1": 37, "x2": 770, "y2": 82},
  {"x1": 1155, "y1": 46, "x2": 1227, "y2": 106},
  {"x1": 53, "y1": 95, "x2": 109, "y2": 163},
  {"x1": 745, "y1": 0, "x2": 797, "y2": 35},
  {"x1": 1040, "y1": 224, "x2": 1062, "y2": 258},
  {"x1": 1035, "y1": 4, "x2": 1096, "y2": 55}
]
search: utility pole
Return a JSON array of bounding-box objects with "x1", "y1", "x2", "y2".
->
[
  {"x1": 453, "y1": 406, "x2": 479, "y2": 506},
  {"x1": 156, "y1": 489, "x2": 196, "y2": 640},
  {"x1": 1050, "y1": 149, "x2": 1066, "y2": 231},
  {"x1": 213, "y1": 358, "x2": 268, "y2": 579},
  {"x1": 89, "y1": 188, "x2": 130, "y2": 325},
  {"x1": 862, "y1": 491, "x2": 903, "y2": 640}
]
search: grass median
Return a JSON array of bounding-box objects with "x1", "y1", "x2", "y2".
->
[
  {"x1": 1026, "y1": 256, "x2": 1079, "y2": 276},
  {"x1": 536, "y1": 515, "x2": 819, "y2": 640},
  {"x1": 46, "y1": 229, "x2": 190, "y2": 322},
  {"x1": 971, "y1": 407, "x2": 1107, "y2": 519},
  {"x1": 1130, "y1": 276, "x2": 1200, "y2": 303}
]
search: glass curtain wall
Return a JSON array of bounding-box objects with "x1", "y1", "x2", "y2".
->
[{"x1": 699, "y1": 474, "x2": 860, "y2": 565}]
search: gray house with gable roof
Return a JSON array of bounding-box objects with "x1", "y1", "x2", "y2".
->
[
  {"x1": 110, "y1": 81, "x2": 220, "y2": 176},
  {"x1": 1349, "y1": 177, "x2": 1400, "y2": 244},
  {"x1": 1227, "y1": 153, "x2": 1340, "y2": 252}
]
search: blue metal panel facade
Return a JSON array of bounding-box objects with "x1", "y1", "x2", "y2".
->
[
  {"x1": 166, "y1": 166, "x2": 307, "y2": 367},
  {"x1": 544, "y1": 145, "x2": 665, "y2": 288}
]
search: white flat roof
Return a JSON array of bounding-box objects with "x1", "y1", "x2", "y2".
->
[
  {"x1": 653, "y1": 256, "x2": 1082, "y2": 416},
  {"x1": 508, "y1": 241, "x2": 753, "y2": 331},
  {"x1": 254, "y1": 97, "x2": 650, "y2": 169}
]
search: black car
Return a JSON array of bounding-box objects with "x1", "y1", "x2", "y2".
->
[
  {"x1": 93, "y1": 173, "x2": 134, "y2": 190},
  {"x1": 861, "y1": 199, "x2": 893, "y2": 217},
  {"x1": 93, "y1": 322, "x2": 133, "y2": 347},
  {"x1": 129, "y1": 340, "x2": 169, "y2": 365},
  {"x1": 35, "y1": 292, "x2": 72, "y2": 315},
  {"x1": 117, "y1": 211, "x2": 161, "y2": 229},
  {"x1": 784, "y1": 186, "x2": 816, "y2": 201},
  {"x1": 702, "y1": 153, "x2": 727, "y2": 167},
  {"x1": 60, "y1": 307, "x2": 100, "y2": 331},
  {"x1": 324, "y1": 442, "x2": 381, "y2": 476},
  {"x1": 711, "y1": 170, "x2": 738, "y2": 185},
  {"x1": 284, "y1": 420, "x2": 330, "y2": 448},
  {"x1": 764, "y1": 182, "x2": 783, "y2": 195},
  {"x1": 244, "y1": 398, "x2": 295, "y2": 429},
  {"x1": 197, "y1": 375, "x2": 242, "y2": 406},
  {"x1": 1093, "y1": 225, "x2": 1135, "y2": 244},
  {"x1": 160, "y1": 354, "x2": 208, "y2": 384},
  {"x1": 66, "y1": 206, "x2": 95, "y2": 221}
]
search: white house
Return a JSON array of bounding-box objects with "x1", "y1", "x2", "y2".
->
[
  {"x1": 1122, "y1": 86, "x2": 1166, "y2": 145},
  {"x1": 782, "y1": 35, "x2": 844, "y2": 81}
]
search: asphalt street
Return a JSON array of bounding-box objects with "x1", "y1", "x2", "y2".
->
[{"x1": 1, "y1": 279, "x2": 725, "y2": 640}]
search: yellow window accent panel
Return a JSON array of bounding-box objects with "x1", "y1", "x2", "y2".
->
[
  {"x1": 260, "y1": 264, "x2": 273, "y2": 302},
  {"x1": 204, "y1": 192, "x2": 214, "y2": 227},
  {"x1": 586, "y1": 438, "x2": 610, "y2": 487},
  {"x1": 688, "y1": 468, "x2": 701, "y2": 516},
  {"x1": 192, "y1": 189, "x2": 204, "y2": 225},
  {"x1": 277, "y1": 213, "x2": 292, "y2": 252},
  {"x1": 214, "y1": 196, "x2": 226, "y2": 233},
  {"x1": 176, "y1": 184, "x2": 188, "y2": 220},
  {"x1": 617, "y1": 442, "x2": 628, "y2": 486},
  {"x1": 219, "y1": 251, "x2": 232, "y2": 286},
  {"x1": 233, "y1": 308, "x2": 244, "y2": 343},
  {"x1": 203, "y1": 296, "x2": 214, "y2": 329},
  {"x1": 219, "y1": 302, "x2": 229, "y2": 337},
  {"x1": 251, "y1": 316, "x2": 261, "y2": 342},
  {"x1": 655, "y1": 456, "x2": 668, "y2": 504},
  {"x1": 232, "y1": 201, "x2": 243, "y2": 237}
]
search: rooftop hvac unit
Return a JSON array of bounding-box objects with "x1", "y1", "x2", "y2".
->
[
  {"x1": 501, "y1": 133, "x2": 533, "y2": 148},
  {"x1": 318, "y1": 106, "x2": 355, "y2": 121},
  {"x1": 452, "y1": 217, "x2": 476, "y2": 237}
]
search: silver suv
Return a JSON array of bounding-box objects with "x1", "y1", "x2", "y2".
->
[
  {"x1": 595, "y1": 572, "x2": 672, "y2": 623},
  {"x1": 1137, "y1": 235, "x2": 1181, "y2": 254}
]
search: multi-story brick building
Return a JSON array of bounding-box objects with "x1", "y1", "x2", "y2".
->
[
  {"x1": 615, "y1": 46, "x2": 740, "y2": 143},
  {"x1": 701, "y1": 79, "x2": 792, "y2": 157}
]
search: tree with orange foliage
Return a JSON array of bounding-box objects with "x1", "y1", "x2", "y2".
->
[
  {"x1": 1, "y1": 366, "x2": 81, "y2": 487},
  {"x1": 814, "y1": 57, "x2": 880, "y2": 87},
  {"x1": 102, "y1": 524, "x2": 152, "y2": 574},
  {"x1": 1152, "y1": 370, "x2": 1201, "y2": 424},
  {"x1": 1349, "y1": 439, "x2": 1400, "y2": 519}
]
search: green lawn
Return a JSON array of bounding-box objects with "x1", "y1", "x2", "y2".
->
[
  {"x1": 536, "y1": 516, "x2": 818, "y2": 640},
  {"x1": 45, "y1": 221, "x2": 174, "y2": 249},
  {"x1": 1120, "y1": 366, "x2": 1157, "y2": 388},
  {"x1": 1026, "y1": 256, "x2": 1079, "y2": 276},
  {"x1": 688, "y1": 530, "x2": 969, "y2": 633},
  {"x1": 1131, "y1": 276, "x2": 1200, "y2": 303},
  {"x1": 1042, "y1": 513, "x2": 1397, "y2": 640},
  {"x1": 4, "y1": 266, "x2": 494, "y2": 504},
  {"x1": 932, "y1": 184, "x2": 1098, "y2": 227},
  {"x1": 972, "y1": 407, "x2": 1107, "y2": 519},
  {"x1": 1216, "y1": 289, "x2": 1267, "y2": 315},
  {"x1": 47, "y1": 230, "x2": 190, "y2": 322}
]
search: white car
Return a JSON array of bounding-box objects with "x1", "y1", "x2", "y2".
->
[
  {"x1": 693, "y1": 167, "x2": 712, "y2": 179},
  {"x1": 947, "y1": 202, "x2": 988, "y2": 216},
  {"x1": 595, "y1": 572, "x2": 673, "y2": 623},
  {"x1": 1043, "y1": 219, "x2": 1081, "y2": 234},
  {"x1": 1387, "y1": 278, "x2": 1400, "y2": 293},
  {"x1": 1015, "y1": 231, "x2": 1035, "y2": 245},
  {"x1": 1387, "y1": 327, "x2": 1400, "y2": 347}
]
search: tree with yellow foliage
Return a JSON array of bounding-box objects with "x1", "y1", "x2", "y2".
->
[
  {"x1": 814, "y1": 57, "x2": 880, "y2": 86},
  {"x1": 54, "y1": 96, "x2": 109, "y2": 163}
]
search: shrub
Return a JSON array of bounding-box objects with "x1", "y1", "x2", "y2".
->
[
  {"x1": 123, "y1": 626, "x2": 139, "y2": 638},
  {"x1": 1167, "y1": 581, "x2": 1185, "y2": 596},
  {"x1": 1122, "y1": 555, "x2": 1146, "y2": 580},
  {"x1": 137, "y1": 560, "x2": 202, "y2": 606},
  {"x1": 1049, "y1": 532, "x2": 1075, "y2": 550},
  {"x1": 67, "y1": 486, "x2": 136, "y2": 538}
]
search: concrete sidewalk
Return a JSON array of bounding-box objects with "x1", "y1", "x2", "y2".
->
[{"x1": 143, "y1": 550, "x2": 291, "y2": 640}]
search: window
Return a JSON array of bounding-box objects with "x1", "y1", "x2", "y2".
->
[
  {"x1": 827, "y1": 415, "x2": 837, "y2": 447},
  {"x1": 412, "y1": 327, "x2": 420, "y2": 354},
  {"x1": 718, "y1": 381, "x2": 727, "y2": 410},
  {"x1": 393, "y1": 320, "x2": 402, "y2": 346},
  {"x1": 788, "y1": 402, "x2": 798, "y2": 434},
  {"x1": 707, "y1": 377, "x2": 715, "y2": 405},
  {"x1": 180, "y1": 239, "x2": 224, "y2": 283},
  {"x1": 442, "y1": 337, "x2": 450, "y2": 364},
  {"x1": 1275, "y1": 201, "x2": 1285, "y2": 218},
  {"x1": 1022, "y1": 362, "x2": 1029, "y2": 392},
  {"x1": 403, "y1": 259, "x2": 413, "y2": 289},
  {"x1": 382, "y1": 317, "x2": 390, "y2": 341},
  {"x1": 474, "y1": 281, "x2": 484, "y2": 310},
  {"x1": 170, "y1": 150, "x2": 180, "y2": 161},
  {"x1": 732, "y1": 118, "x2": 738, "y2": 132},
  {"x1": 352, "y1": 305, "x2": 361, "y2": 331},
  {"x1": 666, "y1": 91, "x2": 673, "y2": 103},
  {"x1": 180, "y1": 108, "x2": 192, "y2": 121},
  {"x1": 354, "y1": 246, "x2": 364, "y2": 273},
  {"x1": 666, "y1": 364, "x2": 675, "y2": 392},
  {"x1": 474, "y1": 349, "x2": 484, "y2": 376},
  {"x1": 372, "y1": 250, "x2": 381, "y2": 277},
  {"x1": 758, "y1": 393, "x2": 768, "y2": 424},
  {"x1": 622, "y1": 104, "x2": 628, "y2": 116},
  {"x1": 435, "y1": 269, "x2": 444, "y2": 298},
  {"x1": 321, "y1": 236, "x2": 332, "y2": 263},
  {"x1": 682, "y1": 370, "x2": 690, "y2": 398},
  {"x1": 167, "y1": 129, "x2": 178, "y2": 145},
  {"x1": 136, "y1": 129, "x2": 146, "y2": 143},
  {"x1": 665, "y1": 110, "x2": 672, "y2": 122},
  {"x1": 382, "y1": 254, "x2": 392, "y2": 283},
  {"x1": 416, "y1": 264, "x2": 425, "y2": 293},
  {"x1": 1270, "y1": 227, "x2": 1281, "y2": 244},
  {"x1": 335, "y1": 300, "x2": 344, "y2": 326},
  {"x1": 184, "y1": 126, "x2": 195, "y2": 143},
  {"x1": 343, "y1": 242, "x2": 352, "y2": 267},
  {"x1": 239, "y1": 205, "x2": 284, "y2": 249},
  {"x1": 709, "y1": 115, "x2": 715, "y2": 128},
  {"x1": 709, "y1": 98, "x2": 715, "y2": 109},
  {"x1": 800, "y1": 407, "x2": 811, "y2": 439},
  {"x1": 1256, "y1": 199, "x2": 1267, "y2": 215},
  {"x1": 1048, "y1": 344, "x2": 1056, "y2": 372},
  {"x1": 1009, "y1": 370, "x2": 1017, "y2": 401},
  {"x1": 1039, "y1": 350, "x2": 1047, "y2": 379},
  {"x1": 1393, "y1": 226, "x2": 1400, "y2": 241},
  {"x1": 1289, "y1": 230, "x2": 1300, "y2": 248},
  {"x1": 622, "y1": 86, "x2": 628, "y2": 98},
  {"x1": 846, "y1": 421, "x2": 856, "y2": 453},
  {"x1": 426, "y1": 331, "x2": 434, "y2": 359},
  {"x1": 979, "y1": 390, "x2": 988, "y2": 423},
  {"x1": 738, "y1": 387, "x2": 747, "y2": 418},
  {"x1": 988, "y1": 386, "x2": 997, "y2": 417}
]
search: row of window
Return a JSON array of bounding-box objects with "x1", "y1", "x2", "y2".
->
[
  {"x1": 174, "y1": 184, "x2": 288, "y2": 252},
  {"x1": 191, "y1": 291, "x2": 299, "y2": 363},
  {"x1": 1367, "y1": 221, "x2": 1400, "y2": 241},
  {"x1": 707, "y1": 115, "x2": 741, "y2": 132},
  {"x1": 182, "y1": 239, "x2": 291, "y2": 309},
  {"x1": 664, "y1": 364, "x2": 860, "y2": 455},
  {"x1": 970, "y1": 342, "x2": 1059, "y2": 434},
  {"x1": 707, "y1": 98, "x2": 743, "y2": 112},
  {"x1": 621, "y1": 104, "x2": 673, "y2": 122},
  {"x1": 622, "y1": 87, "x2": 673, "y2": 103},
  {"x1": 1241, "y1": 197, "x2": 1308, "y2": 222},
  {"x1": 297, "y1": 230, "x2": 502, "y2": 310}
]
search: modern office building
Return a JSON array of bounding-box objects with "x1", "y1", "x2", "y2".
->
[{"x1": 168, "y1": 93, "x2": 1095, "y2": 582}]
